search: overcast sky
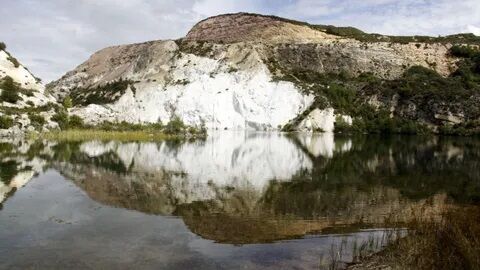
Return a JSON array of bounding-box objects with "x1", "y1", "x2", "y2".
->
[{"x1": 1, "y1": 0, "x2": 480, "y2": 82}]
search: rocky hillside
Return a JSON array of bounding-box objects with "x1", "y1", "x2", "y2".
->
[
  {"x1": 48, "y1": 13, "x2": 480, "y2": 134},
  {"x1": 0, "y1": 43, "x2": 60, "y2": 137}
]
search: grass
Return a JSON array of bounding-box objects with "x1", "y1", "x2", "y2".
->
[
  {"x1": 347, "y1": 205, "x2": 480, "y2": 270},
  {"x1": 32, "y1": 117, "x2": 207, "y2": 142},
  {"x1": 34, "y1": 129, "x2": 178, "y2": 142}
]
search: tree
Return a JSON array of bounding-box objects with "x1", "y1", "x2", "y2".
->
[{"x1": 0, "y1": 42, "x2": 6, "y2": 51}]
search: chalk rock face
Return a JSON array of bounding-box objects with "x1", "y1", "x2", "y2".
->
[
  {"x1": 53, "y1": 39, "x2": 315, "y2": 130},
  {"x1": 69, "y1": 61, "x2": 314, "y2": 129}
]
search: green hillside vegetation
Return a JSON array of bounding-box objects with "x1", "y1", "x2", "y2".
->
[
  {"x1": 69, "y1": 79, "x2": 134, "y2": 106},
  {"x1": 269, "y1": 44, "x2": 480, "y2": 135}
]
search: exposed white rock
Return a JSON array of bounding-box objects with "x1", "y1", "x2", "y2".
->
[
  {"x1": 0, "y1": 49, "x2": 59, "y2": 137},
  {"x1": 0, "y1": 50, "x2": 43, "y2": 91},
  {"x1": 297, "y1": 108, "x2": 353, "y2": 132},
  {"x1": 298, "y1": 108, "x2": 336, "y2": 132},
  {"x1": 71, "y1": 53, "x2": 314, "y2": 130}
]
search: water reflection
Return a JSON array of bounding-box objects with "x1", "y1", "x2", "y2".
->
[{"x1": 0, "y1": 132, "x2": 479, "y2": 269}]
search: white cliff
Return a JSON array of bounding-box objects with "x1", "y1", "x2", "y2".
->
[{"x1": 71, "y1": 53, "x2": 314, "y2": 130}]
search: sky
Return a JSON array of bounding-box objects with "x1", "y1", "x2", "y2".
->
[{"x1": 1, "y1": 0, "x2": 480, "y2": 82}]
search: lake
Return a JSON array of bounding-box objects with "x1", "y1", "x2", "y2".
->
[{"x1": 0, "y1": 132, "x2": 479, "y2": 269}]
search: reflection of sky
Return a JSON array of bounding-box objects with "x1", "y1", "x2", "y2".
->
[{"x1": 0, "y1": 170, "x2": 386, "y2": 270}]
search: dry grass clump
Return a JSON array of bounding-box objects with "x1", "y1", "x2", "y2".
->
[
  {"x1": 36, "y1": 130, "x2": 175, "y2": 142},
  {"x1": 348, "y1": 205, "x2": 480, "y2": 270}
]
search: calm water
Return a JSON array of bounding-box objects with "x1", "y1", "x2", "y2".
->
[{"x1": 0, "y1": 132, "x2": 479, "y2": 269}]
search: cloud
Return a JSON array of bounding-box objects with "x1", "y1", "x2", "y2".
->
[
  {"x1": 279, "y1": 0, "x2": 480, "y2": 36},
  {"x1": 1, "y1": 0, "x2": 479, "y2": 82},
  {"x1": 466, "y1": 25, "x2": 480, "y2": 36}
]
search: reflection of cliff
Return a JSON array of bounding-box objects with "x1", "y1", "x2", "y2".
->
[
  {"x1": 178, "y1": 193, "x2": 448, "y2": 244},
  {"x1": 55, "y1": 161, "x2": 449, "y2": 244},
  {"x1": 0, "y1": 141, "x2": 49, "y2": 206},
  {"x1": 48, "y1": 134, "x2": 480, "y2": 244},
  {"x1": 54, "y1": 132, "x2": 353, "y2": 215},
  {"x1": 2, "y1": 133, "x2": 479, "y2": 244}
]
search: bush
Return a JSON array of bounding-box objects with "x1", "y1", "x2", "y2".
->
[
  {"x1": 164, "y1": 116, "x2": 186, "y2": 134},
  {"x1": 68, "y1": 115, "x2": 84, "y2": 128},
  {"x1": 63, "y1": 96, "x2": 73, "y2": 108},
  {"x1": 0, "y1": 42, "x2": 5, "y2": 51},
  {"x1": 28, "y1": 113, "x2": 46, "y2": 128},
  {"x1": 0, "y1": 115, "x2": 14, "y2": 129},
  {"x1": 51, "y1": 111, "x2": 69, "y2": 130},
  {"x1": 0, "y1": 76, "x2": 21, "y2": 103},
  {"x1": 450, "y1": 45, "x2": 479, "y2": 58},
  {"x1": 70, "y1": 79, "x2": 133, "y2": 106}
]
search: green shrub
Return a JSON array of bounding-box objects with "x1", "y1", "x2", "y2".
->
[
  {"x1": 63, "y1": 96, "x2": 73, "y2": 108},
  {"x1": 70, "y1": 79, "x2": 133, "y2": 106},
  {"x1": 164, "y1": 116, "x2": 186, "y2": 134},
  {"x1": 0, "y1": 42, "x2": 5, "y2": 51},
  {"x1": 28, "y1": 113, "x2": 46, "y2": 128},
  {"x1": 68, "y1": 115, "x2": 84, "y2": 128},
  {"x1": 0, "y1": 115, "x2": 14, "y2": 129},
  {"x1": 450, "y1": 45, "x2": 479, "y2": 58},
  {"x1": 51, "y1": 111, "x2": 69, "y2": 130},
  {"x1": 0, "y1": 76, "x2": 21, "y2": 103}
]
